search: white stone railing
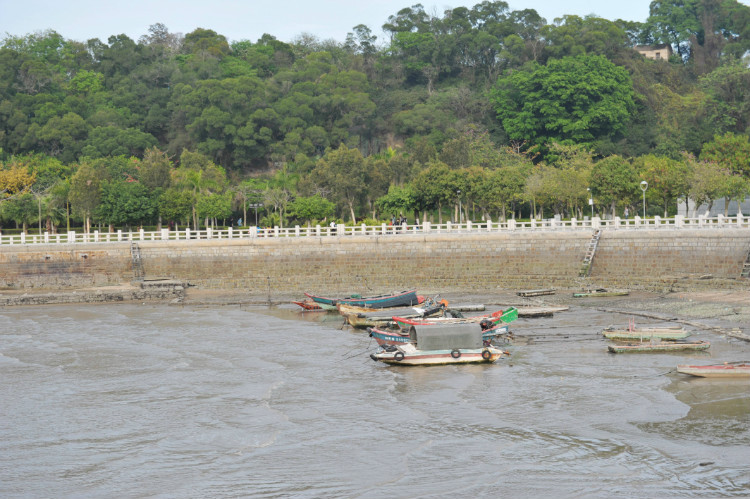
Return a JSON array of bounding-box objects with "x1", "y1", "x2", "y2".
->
[{"x1": 1, "y1": 214, "x2": 748, "y2": 246}]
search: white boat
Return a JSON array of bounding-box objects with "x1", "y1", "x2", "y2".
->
[
  {"x1": 676, "y1": 363, "x2": 750, "y2": 377},
  {"x1": 370, "y1": 343, "x2": 509, "y2": 365},
  {"x1": 369, "y1": 323, "x2": 510, "y2": 366}
]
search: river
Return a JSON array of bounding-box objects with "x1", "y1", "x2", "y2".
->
[{"x1": 0, "y1": 302, "x2": 748, "y2": 498}]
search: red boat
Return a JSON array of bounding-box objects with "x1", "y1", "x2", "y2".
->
[{"x1": 292, "y1": 300, "x2": 325, "y2": 311}]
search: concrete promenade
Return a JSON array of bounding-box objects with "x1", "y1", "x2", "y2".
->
[{"x1": 1, "y1": 221, "x2": 748, "y2": 298}]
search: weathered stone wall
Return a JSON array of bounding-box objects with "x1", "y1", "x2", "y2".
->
[{"x1": 0, "y1": 229, "x2": 748, "y2": 295}]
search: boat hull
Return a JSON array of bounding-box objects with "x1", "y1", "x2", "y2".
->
[
  {"x1": 602, "y1": 328, "x2": 690, "y2": 341},
  {"x1": 305, "y1": 290, "x2": 419, "y2": 309},
  {"x1": 371, "y1": 346, "x2": 509, "y2": 365},
  {"x1": 676, "y1": 364, "x2": 750, "y2": 377},
  {"x1": 607, "y1": 341, "x2": 710, "y2": 353},
  {"x1": 393, "y1": 307, "x2": 517, "y2": 327}
]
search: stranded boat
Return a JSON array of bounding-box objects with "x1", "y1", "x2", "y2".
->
[
  {"x1": 607, "y1": 340, "x2": 710, "y2": 353},
  {"x1": 602, "y1": 322, "x2": 690, "y2": 341},
  {"x1": 676, "y1": 363, "x2": 750, "y2": 377},
  {"x1": 392, "y1": 307, "x2": 518, "y2": 328},
  {"x1": 305, "y1": 290, "x2": 421, "y2": 309},
  {"x1": 369, "y1": 323, "x2": 510, "y2": 366},
  {"x1": 368, "y1": 323, "x2": 511, "y2": 347}
]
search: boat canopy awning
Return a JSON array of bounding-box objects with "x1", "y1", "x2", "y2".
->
[{"x1": 409, "y1": 324, "x2": 483, "y2": 350}]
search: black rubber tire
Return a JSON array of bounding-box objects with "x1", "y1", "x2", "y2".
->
[
  {"x1": 451, "y1": 349, "x2": 461, "y2": 359},
  {"x1": 482, "y1": 349, "x2": 491, "y2": 360},
  {"x1": 394, "y1": 351, "x2": 405, "y2": 361}
]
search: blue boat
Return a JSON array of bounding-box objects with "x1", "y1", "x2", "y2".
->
[{"x1": 304, "y1": 290, "x2": 420, "y2": 309}]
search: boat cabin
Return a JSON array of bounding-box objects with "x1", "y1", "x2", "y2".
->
[{"x1": 409, "y1": 324, "x2": 484, "y2": 350}]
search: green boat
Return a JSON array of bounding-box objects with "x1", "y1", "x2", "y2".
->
[
  {"x1": 602, "y1": 326, "x2": 690, "y2": 341},
  {"x1": 607, "y1": 340, "x2": 710, "y2": 353}
]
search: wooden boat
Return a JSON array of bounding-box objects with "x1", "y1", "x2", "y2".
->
[
  {"x1": 676, "y1": 363, "x2": 750, "y2": 377},
  {"x1": 607, "y1": 340, "x2": 710, "y2": 353},
  {"x1": 573, "y1": 288, "x2": 629, "y2": 298},
  {"x1": 392, "y1": 307, "x2": 518, "y2": 328},
  {"x1": 371, "y1": 343, "x2": 509, "y2": 365},
  {"x1": 343, "y1": 303, "x2": 444, "y2": 328},
  {"x1": 515, "y1": 306, "x2": 569, "y2": 317},
  {"x1": 602, "y1": 322, "x2": 690, "y2": 341},
  {"x1": 292, "y1": 300, "x2": 327, "y2": 311},
  {"x1": 368, "y1": 324, "x2": 510, "y2": 347},
  {"x1": 305, "y1": 290, "x2": 421, "y2": 309},
  {"x1": 370, "y1": 323, "x2": 511, "y2": 366},
  {"x1": 517, "y1": 289, "x2": 555, "y2": 297}
]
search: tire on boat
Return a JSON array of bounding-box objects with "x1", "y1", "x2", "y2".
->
[
  {"x1": 481, "y1": 349, "x2": 491, "y2": 361},
  {"x1": 394, "y1": 351, "x2": 405, "y2": 361},
  {"x1": 451, "y1": 349, "x2": 461, "y2": 359}
]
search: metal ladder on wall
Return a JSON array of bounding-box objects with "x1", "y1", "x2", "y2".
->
[
  {"x1": 579, "y1": 229, "x2": 603, "y2": 278},
  {"x1": 741, "y1": 246, "x2": 750, "y2": 278},
  {"x1": 130, "y1": 241, "x2": 144, "y2": 282}
]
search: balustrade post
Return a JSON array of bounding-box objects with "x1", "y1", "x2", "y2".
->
[
  {"x1": 737, "y1": 213, "x2": 744, "y2": 227},
  {"x1": 336, "y1": 223, "x2": 344, "y2": 236},
  {"x1": 161, "y1": 228, "x2": 169, "y2": 240},
  {"x1": 20, "y1": 232, "x2": 26, "y2": 244},
  {"x1": 381, "y1": 223, "x2": 387, "y2": 235},
  {"x1": 68, "y1": 231, "x2": 76, "y2": 243},
  {"x1": 654, "y1": 216, "x2": 661, "y2": 227},
  {"x1": 44, "y1": 231, "x2": 49, "y2": 243},
  {"x1": 675, "y1": 215, "x2": 684, "y2": 228},
  {"x1": 295, "y1": 225, "x2": 301, "y2": 236},
  {"x1": 424, "y1": 221, "x2": 431, "y2": 233}
]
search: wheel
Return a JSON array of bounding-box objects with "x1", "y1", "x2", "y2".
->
[
  {"x1": 482, "y1": 349, "x2": 491, "y2": 360},
  {"x1": 450, "y1": 349, "x2": 461, "y2": 359},
  {"x1": 394, "y1": 351, "x2": 405, "y2": 361}
]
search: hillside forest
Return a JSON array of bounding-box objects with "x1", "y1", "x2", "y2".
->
[{"x1": 1, "y1": 0, "x2": 750, "y2": 233}]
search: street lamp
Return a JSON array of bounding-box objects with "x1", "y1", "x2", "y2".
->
[
  {"x1": 640, "y1": 181, "x2": 648, "y2": 219},
  {"x1": 457, "y1": 189, "x2": 462, "y2": 224},
  {"x1": 587, "y1": 188, "x2": 593, "y2": 219}
]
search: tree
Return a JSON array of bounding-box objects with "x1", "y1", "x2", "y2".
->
[
  {"x1": 196, "y1": 192, "x2": 232, "y2": 227},
  {"x1": 172, "y1": 150, "x2": 227, "y2": 229},
  {"x1": 287, "y1": 194, "x2": 335, "y2": 226},
  {"x1": 68, "y1": 162, "x2": 102, "y2": 232},
  {"x1": 311, "y1": 145, "x2": 367, "y2": 222},
  {"x1": 158, "y1": 188, "x2": 194, "y2": 228},
  {"x1": 635, "y1": 154, "x2": 691, "y2": 217},
  {"x1": 374, "y1": 185, "x2": 417, "y2": 221},
  {"x1": 95, "y1": 180, "x2": 157, "y2": 230},
  {"x1": 0, "y1": 192, "x2": 37, "y2": 232},
  {"x1": 410, "y1": 160, "x2": 456, "y2": 224},
  {"x1": 590, "y1": 155, "x2": 639, "y2": 217},
  {"x1": 490, "y1": 55, "x2": 635, "y2": 157},
  {"x1": 687, "y1": 154, "x2": 728, "y2": 215},
  {"x1": 700, "y1": 132, "x2": 750, "y2": 177}
]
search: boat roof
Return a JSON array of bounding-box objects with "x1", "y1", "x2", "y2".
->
[{"x1": 409, "y1": 323, "x2": 483, "y2": 350}]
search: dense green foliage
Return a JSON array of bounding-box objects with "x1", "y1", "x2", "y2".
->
[{"x1": 1, "y1": 1, "x2": 749, "y2": 231}]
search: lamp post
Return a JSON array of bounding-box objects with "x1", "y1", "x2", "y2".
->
[
  {"x1": 587, "y1": 188, "x2": 593, "y2": 219},
  {"x1": 640, "y1": 181, "x2": 648, "y2": 219},
  {"x1": 457, "y1": 189, "x2": 462, "y2": 224}
]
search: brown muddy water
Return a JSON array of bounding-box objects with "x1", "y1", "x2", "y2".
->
[{"x1": 0, "y1": 302, "x2": 748, "y2": 498}]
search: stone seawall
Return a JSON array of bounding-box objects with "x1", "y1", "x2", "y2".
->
[{"x1": 0, "y1": 229, "x2": 748, "y2": 297}]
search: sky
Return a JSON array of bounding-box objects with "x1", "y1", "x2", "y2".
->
[{"x1": 0, "y1": 0, "x2": 657, "y2": 46}]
